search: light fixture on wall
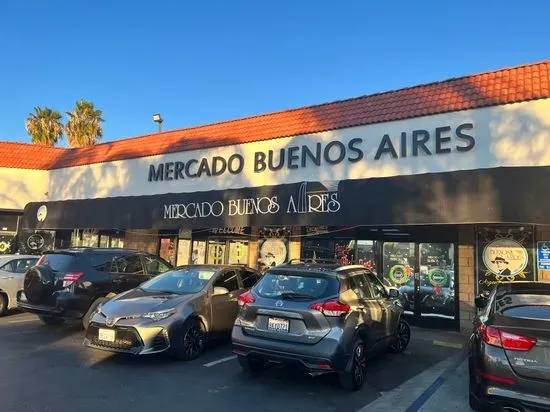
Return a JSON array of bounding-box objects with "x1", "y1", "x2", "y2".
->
[{"x1": 152, "y1": 113, "x2": 163, "y2": 133}]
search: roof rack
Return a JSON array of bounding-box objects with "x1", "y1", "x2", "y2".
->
[{"x1": 287, "y1": 258, "x2": 339, "y2": 265}]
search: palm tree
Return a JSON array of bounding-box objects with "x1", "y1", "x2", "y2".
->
[
  {"x1": 65, "y1": 100, "x2": 104, "y2": 147},
  {"x1": 25, "y1": 106, "x2": 64, "y2": 146}
]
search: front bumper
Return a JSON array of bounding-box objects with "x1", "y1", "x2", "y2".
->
[
  {"x1": 84, "y1": 321, "x2": 171, "y2": 355},
  {"x1": 231, "y1": 325, "x2": 349, "y2": 372}
]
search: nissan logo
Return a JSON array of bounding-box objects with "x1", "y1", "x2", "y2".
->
[{"x1": 275, "y1": 300, "x2": 283, "y2": 307}]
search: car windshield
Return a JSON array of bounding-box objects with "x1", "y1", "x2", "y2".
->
[
  {"x1": 254, "y1": 272, "x2": 339, "y2": 300},
  {"x1": 140, "y1": 267, "x2": 217, "y2": 294}
]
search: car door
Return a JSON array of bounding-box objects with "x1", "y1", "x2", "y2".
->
[
  {"x1": 347, "y1": 273, "x2": 386, "y2": 349},
  {"x1": 0, "y1": 259, "x2": 19, "y2": 307},
  {"x1": 210, "y1": 269, "x2": 243, "y2": 333},
  {"x1": 365, "y1": 271, "x2": 396, "y2": 342}
]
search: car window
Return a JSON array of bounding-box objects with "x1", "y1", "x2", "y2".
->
[
  {"x1": 214, "y1": 270, "x2": 240, "y2": 292},
  {"x1": 114, "y1": 255, "x2": 144, "y2": 275},
  {"x1": 366, "y1": 272, "x2": 387, "y2": 299},
  {"x1": 255, "y1": 272, "x2": 340, "y2": 300},
  {"x1": 495, "y1": 292, "x2": 550, "y2": 320},
  {"x1": 349, "y1": 274, "x2": 371, "y2": 299},
  {"x1": 87, "y1": 253, "x2": 118, "y2": 272},
  {"x1": 15, "y1": 258, "x2": 37, "y2": 273},
  {"x1": 0, "y1": 260, "x2": 15, "y2": 273},
  {"x1": 143, "y1": 256, "x2": 171, "y2": 276},
  {"x1": 38, "y1": 253, "x2": 76, "y2": 272},
  {"x1": 241, "y1": 269, "x2": 259, "y2": 289}
]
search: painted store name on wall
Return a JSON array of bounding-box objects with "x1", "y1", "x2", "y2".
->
[{"x1": 148, "y1": 123, "x2": 475, "y2": 182}]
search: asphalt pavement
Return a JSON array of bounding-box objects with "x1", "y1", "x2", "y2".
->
[{"x1": 0, "y1": 311, "x2": 466, "y2": 412}]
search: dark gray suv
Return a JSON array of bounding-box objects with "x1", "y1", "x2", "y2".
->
[{"x1": 232, "y1": 261, "x2": 410, "y2": 390}]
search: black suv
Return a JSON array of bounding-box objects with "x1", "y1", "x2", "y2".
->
[
  {"x1": 17, "y1": 248, "x2": 172, "y2": 327},
  {"x1": 232, "y1": 261, "x2": 411, "y2": 391}
]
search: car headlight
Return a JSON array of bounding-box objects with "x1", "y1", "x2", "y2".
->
[{"x1": 142, "y1": 308, "x2": 176, "y2": 322}]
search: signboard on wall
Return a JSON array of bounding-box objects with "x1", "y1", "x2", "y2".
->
[
  {"x1": 537, "y1": 241, "x2": 550, "y2": 270},
  {"x1": 476, "y1": 226, "x2": 534, "y2": 294},
  {"x1": 18, "y1": 230, "x2": 56, "y2": 255}
]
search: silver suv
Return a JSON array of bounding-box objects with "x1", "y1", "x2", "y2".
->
[{"x1": 232, "y1": 261, "x2": 410, "y2": 390}]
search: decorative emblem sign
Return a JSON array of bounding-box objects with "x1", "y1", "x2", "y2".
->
[
  {"x1": 37, "y1": 205, "x2": 47, "y2": 222},
  {"x1": 27, "y1": 234, "x2": 45, "y2": 251}
]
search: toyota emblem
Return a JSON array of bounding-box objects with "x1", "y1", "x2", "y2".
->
[
  {"x1": 105, "y1": 317, "x2": 114, "y2": 327},
  {"x1": 275, "y1": 300, "x2": 283, "y2": 307}
]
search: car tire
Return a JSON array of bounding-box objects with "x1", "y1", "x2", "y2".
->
[
  {"x1": 172, "y1": 318, "x2": 206, "y2": 361},
  {"x1": 389, "y1": 319, "x2": 411, "y2": 353},
  {"x1": 0, "y1": 293, "x2": 8, "y2": 316},
  {"x1": 38, "y1": 315, "x2": 65, "y2": 326},
  {"x1": 82, "y1": 297, "x2": 106, "y2": 330},
  {"x1": 338, "y1": 338, "x2": 367, "y2": 391},
  {"x1": 237, "y1": 355, "x2": 265, "y2": 374}
]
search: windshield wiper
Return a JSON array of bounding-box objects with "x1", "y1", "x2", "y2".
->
[
  {"x1": 144, "y1": 289, "x2": 180, "y2": 295},
  {"x1": 279, "y1": 292, "x2": 316, "y2": 300}
]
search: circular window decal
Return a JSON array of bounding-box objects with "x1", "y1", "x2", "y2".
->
[
  {"x1": 427, "y1": 268, "x2": 448, "y2": 287},
  {"x1": 0, "y1": 241, "x2": 8, "y2": 253},
  {"x1": 389, "y1": 265, "x2": 410, "y2": 285},
  {"x1": 260, "y1": 239, "x2": 288, "y2": 267},
  {"x1": 27, "y1": 234, "x2": 45, "y2": 251},
  {"x1": 482, "y1": 238, "x2": 528, "y2": 280}
]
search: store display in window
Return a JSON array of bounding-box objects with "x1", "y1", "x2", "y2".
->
[
  {"x1": 476, "y1": 226, "x2": 534, "y2": 294},
  {"x1": 334, "y1": 240, "x2": 354, "y2": 265},
  {"x1": 191, "y1": 241, "x2": 206, "y2": 264}
]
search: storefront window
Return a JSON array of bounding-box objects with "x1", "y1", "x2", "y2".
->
[
  {"x1": 81, "y1": 230, "x2": 99, "y2": 247},
  {"x1": 99, "y1": 235, "x2": 110, "y2": 248},
  {"x1": 419, "y1": 243, "x2": 455, "y2": 320},
  {"x1": 159, "y1": 237, "x2": 177, "y2": 266},
  {"x1": 228, "y1": 240, "x2": 249, "y2": 265},
  {"x1": 110, "y1": 237, "x2": 124, "y2": 248},
  {"x1": 301, "y1": 238, "x2": 333, "y2": 260},
  {"x1": 191, "y1": 241, "x2": 206, "y2": 264},
  {"x1": 356, "y1": 240, "x2": 376, "y2": 271},
  {"x1": 177, "y1": 239, "x2": 191, "y2": 266},
  {"x1": 335, "y1": 239, "x2": 354, "y2": 265},
  {"x1": 208, "y1": 240, "x2": 226, "y2": 264}
]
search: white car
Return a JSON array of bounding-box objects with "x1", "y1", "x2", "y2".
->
[{"x1": 0, "y1": 255, "x2": 39, "y2": 316}]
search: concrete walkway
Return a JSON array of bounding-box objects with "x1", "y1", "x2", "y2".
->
[{"x1": 358, "y1": 329, "x2": 471, "y2": 412}]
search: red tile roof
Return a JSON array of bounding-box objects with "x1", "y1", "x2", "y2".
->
[{"x1": 2, "y1": 60, "x2": 549, "y2": 170}]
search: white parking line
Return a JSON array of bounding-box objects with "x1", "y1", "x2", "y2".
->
[
  {"x1": 203, "y1": 355, "x2": 237, "y2": 368},
  {"x1": 8, "y1": 318, "x2": 38, "y2": 324}
]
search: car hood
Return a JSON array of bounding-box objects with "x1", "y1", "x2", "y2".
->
[{"x1": 102, "y1": 288, "x2": 193, "y2": 317}]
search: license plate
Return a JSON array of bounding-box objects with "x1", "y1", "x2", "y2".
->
[
  {"x1": 268, "y1": 317, "x2": 289, "y2": 333},
  {"x1": 98, "y1": 328, "x2": 116, "y2": 342}
]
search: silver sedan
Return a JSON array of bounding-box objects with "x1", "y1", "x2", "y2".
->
[
  {"x1": 0, "y1": 255, "x2": 39, "y2": 315},
  {"x1": 84, "y1": 265, "x2": 260, "y2": 360}
]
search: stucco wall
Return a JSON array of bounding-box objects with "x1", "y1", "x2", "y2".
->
[
  {"x1": 47, "y1": 99, "x2": 550, "y2": 202},
  {"x1": 0, "y1": 167, "x2": 48, "y2": 210}
]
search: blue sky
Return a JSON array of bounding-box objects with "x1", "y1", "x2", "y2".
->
[{"x1": 0, "y1": 0, "x2": 549, "y2": 145}]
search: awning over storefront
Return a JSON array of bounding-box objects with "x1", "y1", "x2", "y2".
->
[{"x1": 20, "y1": 166, "x2": 550, "y2": 231}]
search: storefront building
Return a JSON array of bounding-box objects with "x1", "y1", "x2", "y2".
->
[{"x1": 2, "y1": 61, "x2": 550, "y2": 331}]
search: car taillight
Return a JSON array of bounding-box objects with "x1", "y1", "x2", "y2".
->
[
  {"x1": 62, "y1": 272, "x2": 83, "y2": 288},
  {"x1": 238, "y1": 291, "x2": 255, "y2": 307},
  {"x1": 480, "y1": 324, "x2": 536, "y2": 351},
  {"x1": 309, "y1": 300, "x2": 350, "y2": 317}
]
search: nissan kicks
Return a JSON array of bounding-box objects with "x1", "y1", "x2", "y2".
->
[{"x1": 232, "y1": 261, "x2": 410, "y2": 391}]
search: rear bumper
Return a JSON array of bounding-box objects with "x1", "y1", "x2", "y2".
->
[
  {"x1": 475, "y1": 386, "x2": 550, "y2": 412},
  {"x1": 17, "y1": 292, "x2": 89, "y2": 319},
  {"x1": 231, "y1": 325, "x2": 350, "y2": 372}
]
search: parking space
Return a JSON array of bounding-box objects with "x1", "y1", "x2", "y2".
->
[{"x1": 0, "y1": 311, "x2": 465, "y2": 412}]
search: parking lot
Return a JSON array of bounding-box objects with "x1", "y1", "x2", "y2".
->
[{"x1": 0, "y1": 312, "x2": 464, "y2": 412}]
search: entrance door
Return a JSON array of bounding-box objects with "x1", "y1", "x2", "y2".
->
[{"x1": 382, "y1": 242, "x2": 456, "y2": 328}]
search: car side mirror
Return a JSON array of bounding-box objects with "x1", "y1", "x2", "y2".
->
[
  {"x1": 213, "y1": 286, "x2": 229, "y2": 296},
  {"x1": 474, "y1": 295, "x2": 488, "y2": 309},
  {"x1": 388, "y1": 288, "x2": 399, "y2": 299}
]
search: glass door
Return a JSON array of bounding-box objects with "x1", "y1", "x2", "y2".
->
[
  {"x1": 208, "y1": 240, "x2": 226, "y2": 264},
  {"x1": 382, "y1": 242, "x2": 417, "y2": 316},
  {"x1": 382, "y1": 241, "x2": 457, "y2": 326},
  {"x1": 418, "y1": 243, "x2": 455, "y2": 321}
]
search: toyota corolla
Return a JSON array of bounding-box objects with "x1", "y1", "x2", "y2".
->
[{"x1": 84, "y1": 265, "x2": 260, "y2": 360}]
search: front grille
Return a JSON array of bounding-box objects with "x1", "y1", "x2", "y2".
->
[
  {"x1": 86, "y1": 323, "x2": 142, "y2": 352},
  {"x1": 152, "y1": 330, "x2": 169, "y2": 351}
]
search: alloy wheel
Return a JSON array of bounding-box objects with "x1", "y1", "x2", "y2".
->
[
  {"x1": 183, "y1": 323, "x2": 204, "y2": 358},
  {"x1": 352, "y1": 343, "x2": 367, "y2": 387},
  {"x1": 391, "y1": 320, "x2": 411, "y2": 352}
]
